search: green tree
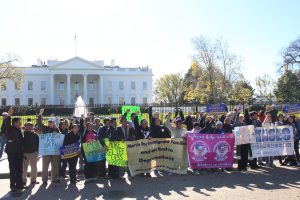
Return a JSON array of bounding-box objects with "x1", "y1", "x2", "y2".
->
[
  {"x1": 154, "y1": 73, "x2": 185, "y2": 105},
  {"x1": 274, "y1": 69, "x2": 300, "y2": 103},
  {"x1": 229, "y1": 79, "x2": 255, "y2": 104}
]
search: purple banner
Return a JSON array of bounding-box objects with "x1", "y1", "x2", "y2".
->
[{"x1": 187, "y1": 133, "x2": 235, "y2": 169}]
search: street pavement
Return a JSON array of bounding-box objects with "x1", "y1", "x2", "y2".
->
[{"x1": 0, "y1": 161, "x2": 299, "y2": 200}]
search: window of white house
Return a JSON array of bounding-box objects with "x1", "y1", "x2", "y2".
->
[
  {"x1": 59, "y1": 82, "x2": 64, "y2": 91},
  {"x1": 2, "y1": 98, "x2": 7, "y2": 106},
  {"x1": 119, "y1": 97, "x2": 124, "y2": 105},
  {"x1": 131, "y1": 81, "x2": 135, "y2": 90},
  {"x1": 41, "y1": 81, "x2": 46, "y2": 91},
  {"x1": 105, "y1": 81, "x2": 112, "y2": 91},
  {"x1": 106, "y1": 96, "x2": 112, "y2": 104},
  {"x1": 15, "y1": 98, "x2": 20, "y2": 106},
  {"x1": 119, "y1": 81, "x2": 124, "y2": 90},
  {"x1": 74, "y1": 82, "x2": 79, "y2": 91},
  {"x1": 88, "y1": 82, "x2": 95, "y2": 91},
  {"x1": 143, "y1": 82, "x2": 147, "y2": 90},
  {"x1": 89, "y1": 97, "x2": 94, "y2": 105},
  {"x1": 142, "y1": 97, "x2": 148, "y2": 104},
  {"x1": 27, "y1": 81, "x2": 33, "y2": 91},
  {"x1": 41, "y1": 98, "x2": 46, "y2": 105},
  {"x1": 131, "y1": 97, "x2": 136, "y2": 105},
  {"x1": 28, "y1": 98, "x2": 33, "y2": 106},
  {"x1": 1, "y1": 84, "x2": 6, "y2": 91},
  {"x1": 60, "y1": 98, "x2": 64, "y2": 105}
]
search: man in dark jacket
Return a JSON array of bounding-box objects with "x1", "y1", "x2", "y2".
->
[
  {"x1": 149, "y1": 117, "x2": 171, "y2": 138},
  {"x1": 4, "y1": 107, "x2": 25, "y2": 192},
  {"x1": 22, "y1": 122, "x2": 39, "y2": 185},
  {"x1": 244, "y1": 108, "x2": 262, "y2": 169}
]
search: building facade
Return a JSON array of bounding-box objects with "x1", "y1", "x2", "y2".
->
[{"x1": 0, "y1": 57, "x2": 153, "y2": 106}]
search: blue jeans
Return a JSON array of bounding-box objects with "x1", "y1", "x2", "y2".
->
[{"x1": 0, "y1": 135, "x2": 7, "y2": 159}]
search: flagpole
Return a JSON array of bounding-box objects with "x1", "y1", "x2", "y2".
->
[{"x1": 74, "y1": 35, "x2": 77, "y2": 56}]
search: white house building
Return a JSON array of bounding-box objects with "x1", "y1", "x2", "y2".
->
[{"x1": 0, "y1": 57, "x2": 153, "y2": 106}]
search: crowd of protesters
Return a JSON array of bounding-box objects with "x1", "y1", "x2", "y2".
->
[{"x1": 0, "y1": 105, "x2": 299, "y2": 193}]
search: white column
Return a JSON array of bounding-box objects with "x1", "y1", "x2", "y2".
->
[
  {"x1": 98, "y1": 75, "x2": 101, "y2": 104},
  {"x1": 99, "y1": 75, "x2": 104, "y2": 104},
  {"x1": 67, "y1": 74, "x2": 71, "y2": 105},
  {"x1": 49, "y1": 74, "x2": 54, "y2": 105},
  {"x1": 83, "y1": 74, "x2": 87, "y2": 102}
]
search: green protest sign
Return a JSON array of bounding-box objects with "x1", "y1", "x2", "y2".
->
[
  {"x1": 106, "y1": 141, "x2": 128, "y2": 167},
  {"x1": 122, "y1": 105, "x2": 142, "y2": 122}
]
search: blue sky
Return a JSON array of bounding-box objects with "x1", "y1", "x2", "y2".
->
[{"x1": 0, "y1": 0, "x2": 299, "y2": 87}]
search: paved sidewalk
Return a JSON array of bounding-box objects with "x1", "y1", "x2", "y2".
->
[{"x1": 0, "y1": 162, "x2": 299, "y2": 200}]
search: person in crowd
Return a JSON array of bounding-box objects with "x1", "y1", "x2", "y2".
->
[
  {"x1": 277, "y1": 114, "x2": 286, "y2": 126},
  {"x1": 223, "y1": 117, "x2": 234, "y2": 133},
  {"x1": 0, "y1": 112, "x2": 9, "y2": 159},
  {"x1": 281, "y1": 116, "x2": 299, "y2": 166},
  {"x1": 214, "y1": 121, "x2": 225, "y2": 134},
  {"x1": 93, "y1": 118, "x2": 101, "y2": 133},
  {"x1": 295, "y1": 116, "x2": 300, "y2": 165},
  {"x1": 149, "y1": 117, "x2": 171, "y2": 139},
  {"x1": 111, "y1": 116, "x2": 136, "y2": 179},
  {"x1": 262, "y1": 113, "x2": 274, "y2": 167},
  {"x1": 200, "y1": 116, "x2": 215, "y2": 134},
  {"x1": 165, "y1": 113, "x2": 187, "y2": 138},
  {"x1": 58, "y1": 121, "x2": 69, "y2": 179},
  {"x1": 49, "y1": 113, "x2": 60, "y2": 127},
  {"x1": 22, "y1": 121, "x2": 39, "y2": 186},
  {"x1": 110, "y1": 117, "x2": 117, "y2": 129},
  {"x1": 190, "y1": 122, "x2": 202, "y2": 134},
  {"x1": 277, "y1": 114, "x2": 286, "y2": 164},
  {"x1": 244, "y1": 108, "x2": 262, "y2": 169},
  {"x1": 38, "y1": 108, "x2": 61, "y2": 185},
  {"x1": 97, "y1": 118, "x2": 112, "y2": 179},
  {"x1": 63, "y1": 124, "x2": 80, "y2": 184},
  {"x1": 218, "y1": 114, "x2": 226, "y2": 124},
  {"x1": 133, "y1": 114, "x2": 151, "y2": 177},
  {"x1": 196, "y1": 112, "x2": 206, "y2": 129},
  {"x1": 81, "y1": 122, "x2": 101, "y2": 182},
  {"x1": 235, "y1": 115, "x2": 249, "y2": 171},
  {"x1": 178, "y1": 110, "x2": 193, "y2": 131},
  {"x1": 258, "y1": 110, "x2": 266, "y2": 123},
  {"x1": 268, "y1": 104, "x2": 278, "y2": 124},
  {"x1": 4, "y1": 107, "x2": 26, "y2": 192}
]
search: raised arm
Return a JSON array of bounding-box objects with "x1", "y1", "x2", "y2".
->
[{"x1": 37, "y1": 109, "x2": 46, "y2": 132}]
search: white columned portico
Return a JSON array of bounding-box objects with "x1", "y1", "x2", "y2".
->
[
  {"x1": 83, "y1": 74, "x2": 87, "y2": 102},
  {"x1": 49, "y1": 74, "x2": 54, "y2": 105},
  {"x1": 67, "y1": 74, "x2": 71, "y2": 105}
]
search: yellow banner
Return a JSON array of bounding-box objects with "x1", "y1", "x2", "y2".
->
[{"x1": 126, "y1": 138, "x2": 188, "y2": 176}]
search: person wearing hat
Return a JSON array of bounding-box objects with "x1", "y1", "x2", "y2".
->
[
  {"x1": 165, "y1": 113, "x2": 187, "y2": 138},
  {"x1": 214, "y1": 121, "x2": 225, "y2": 134},
  {"x1": 37, "y1": 109, "x2": 61, "y2": 185},
  {"x1": 22, "y1": 121, "x2": 39, "y2": 185}
]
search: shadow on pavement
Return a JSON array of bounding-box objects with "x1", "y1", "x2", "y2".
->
[{"x1": 1, "y1": 166, "x2": 300, "y2": 199}]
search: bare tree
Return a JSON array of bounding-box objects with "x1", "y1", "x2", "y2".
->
[
  {"x1": 0, "y1": 54, "x2": 23, "y2": 90},
  {"x1": 281, "y1": 37, "x2": 300, "y2": 70},
  {"x1": 255, "y1": 73, "x2": 276, "y2": 103}
]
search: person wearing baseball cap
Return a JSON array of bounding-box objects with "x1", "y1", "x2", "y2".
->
[{"x1": 37, "y1": 109, "x2": 61, "y2": 185}]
